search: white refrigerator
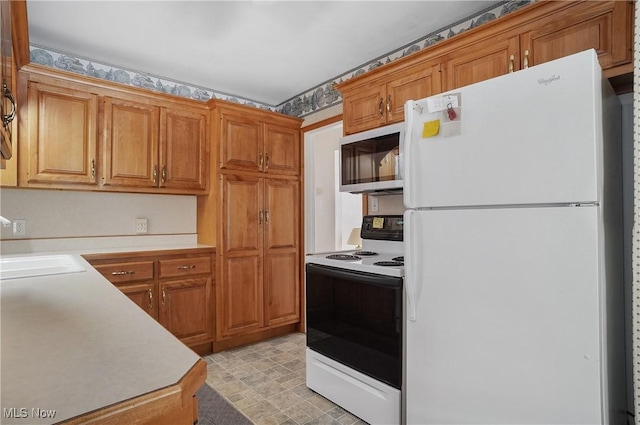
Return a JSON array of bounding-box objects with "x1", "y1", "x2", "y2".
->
[{"x1": 403, "y1": 49, "x2": 627, "y2": 425}]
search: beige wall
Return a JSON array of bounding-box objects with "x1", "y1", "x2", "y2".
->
[{"x1": 0, "y1": 188, "x2": 196, "y2": 240}]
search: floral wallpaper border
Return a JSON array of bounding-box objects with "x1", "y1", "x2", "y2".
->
[
  {"x1": 29, "y1": 0, "x2": 533, "y2": 118},
  {"x1": 277, "y1": 0, "x2": 533, "y2": 117}
]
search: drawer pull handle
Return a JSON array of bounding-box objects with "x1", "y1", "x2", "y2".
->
[
  {"x1": 162, "y1": 289, "x2": 166, "y2": 306},
  {"x1": 148, "y1": 289, "x2": 153, "y2": 310},
  {"x1": 111, "y1": 270, "x2": 135, "y2": 276},
  {"x1": 177, "y1": 265, "x2": 196, "y2": 270}
]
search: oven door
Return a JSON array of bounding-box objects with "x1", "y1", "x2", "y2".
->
[{"x1": 305, "y1": 263, "x2": 403, "y2": 389}]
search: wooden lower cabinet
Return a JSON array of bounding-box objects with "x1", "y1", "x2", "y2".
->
[
  {"x1": 85, "y1": 248, "x2": 215, "y2": 351},
  {"x1": 159, "y1": 277, "x2": 213, "y2": 345},
  {"x1": 215, "y1": 172, "x2": 300, "y2": 347},
  {"x1": 118, "y1": 282, "x2": 156, "y2": 319}
]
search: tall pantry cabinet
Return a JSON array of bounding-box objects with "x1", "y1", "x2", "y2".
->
[{"x1": 198, "y1": 100, "x2": 303, "y2": 352}]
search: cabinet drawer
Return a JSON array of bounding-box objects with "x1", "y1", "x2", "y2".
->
[
  {"x1": 159, "y1": 256, "x2": 211, "y2": 278},
  {"x1": 94, "y1": 261, "x2": 154, "y2": 283}
]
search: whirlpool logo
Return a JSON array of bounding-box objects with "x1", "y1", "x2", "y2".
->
[{"x1": 537, "y1": 75, "x2": 560, "y2": 86}]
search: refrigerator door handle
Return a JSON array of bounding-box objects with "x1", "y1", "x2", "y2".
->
[
  {"x1": 404, "y1": 210, "x2": 418, "y2": 321},
  {"x1": 403, "y1": 101, "x2": 414, "y2": 209}
]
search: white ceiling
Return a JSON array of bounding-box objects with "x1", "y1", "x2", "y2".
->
[{"x1": 26, "y1": 1, "x2": 497, "y2": 106}]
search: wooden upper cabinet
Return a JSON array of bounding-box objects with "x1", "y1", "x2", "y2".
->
[
  {"x1": 161, "y1": 107, "x2": 208, "y2": 191},
  {"x1": 386, "y1": 64, "x2": 441, "y2": 124},
  {"x1": 24, "y1": 81, "x2": 98, "y2": 185},
  {"x1": 341, "y1": 83, "x2": 386, "y2": 134},
  {"x1": 443, "y1": 35, "x2": 520, "y2": 91},
  {"x1": 341, "y1": 63, "x2": 441, "y2": 134},
  {"x1": 520, "y1": 1, "x2": 632, "y2": 75},
  {"x1": 219, "y1": 112, "x2": 262, "y2": 173},
  {"x1": 103, "y1": 97, "x2": 159, "y2": 188},
  {"x1": 0, "y1": 0, "x2": 14, "y2": 162},
  {"x1": 263, "y1": 123, "x2": 300, "y2": 176},
  {"x1": 103, "y1": 98, "x2": 208, "y2": 192},
  {"x1": 339, "y1": 1, "x2": 633, "y2": 133},
  {"x1": 17, "y1": 66, "x2": 209, "y2": 194},
  {"x1": 218, "y1": 106, "x2": 301, "y2": 176}
]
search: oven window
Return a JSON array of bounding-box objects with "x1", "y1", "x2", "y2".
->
[{"x1": 305, "y1": 263, "x2": 403, "y2": 389}]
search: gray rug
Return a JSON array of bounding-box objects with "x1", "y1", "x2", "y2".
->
[{"x1": 196, "y1": 383, "x2": 253, "y2": 425}]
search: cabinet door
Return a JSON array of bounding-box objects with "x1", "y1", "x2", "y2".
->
[
  {"x1": 386, "y1": 63, "x2": 442, "y2": 124},
  {"x1": 159, "y1": 277, "x2": 213, "y2": 344},
  {"x1": 25, "y1": 82, "x2": 98, "y2": 185},
  {"x1": 342, "y1": 83, "x2": 386, "y2": 135},
  {"x1": 219, "y1": 173, "x2": 264, "y2": 337},
  {"x1": 219, "y1": 112, "x2": 262, "y2": 172},
  {"x1": 520, "y1": 1, "x2": 632, "y2": 72},
  {"x1": 0, "y1": 0, "x2": 12, "y2": 162},
  {"x1": 117, "y1": 282, "x2": 156, "y2": 319},
  {"x1": 102, "y1": 97, "x2": 159, "y2": 188},
  {"x1": 263, "y1": 123, "x2": 300, "y2": 176},
  {"x1": 160, "y1": 106, "x2": 208, "y2": 191},
  {"x1": 264, "y1": 178, "x2": 300, "y2": 327},
  {"x1": 443, "y1": 35, "x2": 520, "y2": 90}
]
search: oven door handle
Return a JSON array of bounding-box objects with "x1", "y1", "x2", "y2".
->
[{"x1": 306, "y1": 263, "x2": 402, "y2": 288}]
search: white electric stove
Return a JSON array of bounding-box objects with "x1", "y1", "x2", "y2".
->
[{"x1": 305, "y1": 215, "x2": 404, "y2": 425}]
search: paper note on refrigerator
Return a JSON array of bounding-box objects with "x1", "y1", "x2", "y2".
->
[
  {"x1": 422, "y1": 120, "x2": 440, "y2": 138},
  {"x1": 426, "y1": 95, "x2": 459, "y2": 113},
  {"x1": 372, "y1": 217, "x2": 384, "y2": 228}
]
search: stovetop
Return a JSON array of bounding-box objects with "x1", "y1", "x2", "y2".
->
[
  {"x1": 305, "y1": 216, "x2": 404, "y2": 277},
  {"x1": 305, "y1": 249, "x2": 404, "y2": 277}
]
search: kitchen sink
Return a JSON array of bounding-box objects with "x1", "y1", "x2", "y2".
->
[{"x1": 0, "y1": 254, "x2": 86, "y2": 280}]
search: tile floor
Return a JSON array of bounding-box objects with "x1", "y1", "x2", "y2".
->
[{"x1": 203, "y1": 332, "x2": 369, "y2": 425}]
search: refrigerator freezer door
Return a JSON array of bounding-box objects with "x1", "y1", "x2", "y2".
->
[
  {"x1": 404, "y1": 206, "x2": 603, "y2": 424},
  {"x1": 404, "y1": 50, "x2": 604, "y2": 209}
]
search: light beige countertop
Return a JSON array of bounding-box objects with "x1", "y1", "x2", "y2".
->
[{"x1": 0, "y1": 249, "x2": 209, "y2": 424}]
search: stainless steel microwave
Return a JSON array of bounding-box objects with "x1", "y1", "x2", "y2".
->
[{"x1": 339, "y1": 122, "x2": 404, "y2": 194}]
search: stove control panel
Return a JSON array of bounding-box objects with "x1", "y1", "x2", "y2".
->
[{"x1": 361, "y1": 215, "x2": 403, "y2": 241}]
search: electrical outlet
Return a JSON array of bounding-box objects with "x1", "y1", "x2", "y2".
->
[
  {"x1": 136, "y1": 218, "x2": 148, "y2": 234},
  {"x1": 369, "y1": 196, "x2": 379, "y2": 212},
  {"x1": 12, "y1": 219, "x2": 26, "y2": 236}
]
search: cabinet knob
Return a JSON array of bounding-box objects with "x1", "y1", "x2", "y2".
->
[
  {"x1": 177, "y1": 265, "x2": 196, "y2": 270},
  {"x1": 523, "y1": 50, "x2": 530, "y2": 69},
  {"x1": 162, "y1": 289, "x2": 166, "y2": 306},
  {"x1": 386, "y1": 95, "x2": 392, "y2": 117},
  {"x1": 153, "y1": 165, "x2": 158, "y2": 184},
  {"x1": 259, "y1": 153, "x2": 264, "y2": 170},
  {"x1": 161, "y1": 165, "x2": 167, "y2": 183},
  {"x1": 378, "y1": 98, "x2": 384, "y2": 117},
  {"x1": 265, "y1": 153, "x2": 270, "y2": 170},
  {"x1": 148, "y1": 289, "x2": 153, "y2": 310},
  {"x1": 508, "y1": 54, "x2": 515, "y2": 73}
]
